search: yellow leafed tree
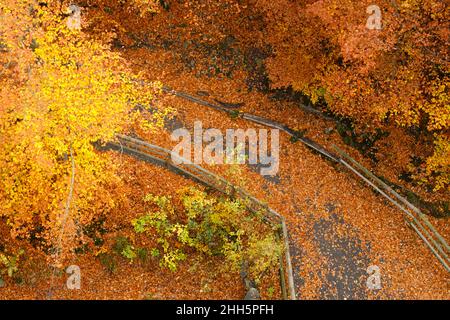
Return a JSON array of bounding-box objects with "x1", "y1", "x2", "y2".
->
[{"x1": 0, "y1": 1, "x2": 167, "y2": 261}]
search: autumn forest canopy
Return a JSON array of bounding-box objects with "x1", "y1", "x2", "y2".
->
[{"x1": 0, "y1": 0, "x2": 449, "y2": 300}]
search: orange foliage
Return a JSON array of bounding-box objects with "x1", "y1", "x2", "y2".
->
[{"x1": 255, "y1": 0, "x2": 449, "y2": 189}]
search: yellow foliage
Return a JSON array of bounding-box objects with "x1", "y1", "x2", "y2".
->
[
  {"x1": 127, "y1": 0, "x2": 162, "y2": 16},
  {"x1": 421, "y1": 78, "x2": 450, "y2": 131},
  {"x1": 0, "y1": 3, "x2": 168, "y2": 257},
  {"x1": 420, "y1": 135, "x2": 450, "y2": 191}
]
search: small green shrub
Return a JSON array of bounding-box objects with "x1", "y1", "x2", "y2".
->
[
  {"x1": 267, "y1": 286, "x2": 275, "y2": 298},
  {"x1": 113, "y1": 236, "x2": 130, "y2": 255},
  {"x1": 136, "y1": 248, "x2": 148, "y2": 263},
  {"x1": 131, "y1": 187, "x2": 282, "y2": 280},
  {"x1": 98, "y1": 253, "x2": 117, "y2": 274},
  {"x1": 0, "y1": 249, "x2": 24, "y2": 278},
  {"x1": 121, "y1": 244, "x2": 137, "y2": 262}
]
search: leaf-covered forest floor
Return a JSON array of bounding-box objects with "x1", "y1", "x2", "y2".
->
[{"x1": 1, "y1": 1, "x2": 449, "y2": 299}]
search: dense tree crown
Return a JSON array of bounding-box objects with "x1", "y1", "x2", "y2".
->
[
  {"x1": 255, "y1": 0, "x2": 449, "y2": 190},
  {"x1": 0, "y1": 0, "x2": 167, "y2": 259}
]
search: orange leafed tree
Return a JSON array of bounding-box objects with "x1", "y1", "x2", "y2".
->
[{"x1": 255, "y1": 0, "x2": 449, "y2": 190}]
